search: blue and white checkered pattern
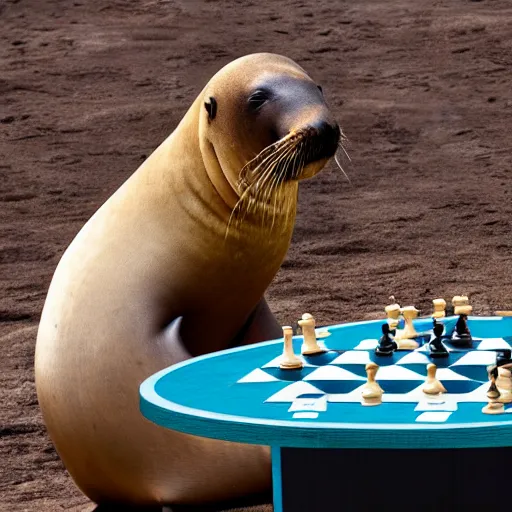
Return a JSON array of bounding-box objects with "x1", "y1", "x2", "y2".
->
[{"x1": 237, "y1": 335, "x2": 512, "y2": 406}]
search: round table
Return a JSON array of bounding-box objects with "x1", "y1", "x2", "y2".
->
[{"x1": 140, "y1": 315, "x2": 512, "y2": 511}]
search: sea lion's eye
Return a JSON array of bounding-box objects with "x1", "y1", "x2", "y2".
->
[
  {"x1": 248, "y1": 90, "x2": 270, "y2": 111},
  {"x1": 204, "y1": 97, "x2": 217, "y2": 121},
  {"x1": 317, "y1": 85, "x2": 323, "y2": 94}
]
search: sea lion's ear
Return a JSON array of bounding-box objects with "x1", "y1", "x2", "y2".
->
[{"x1": 204, "y1": 97, "x2": 217, "y2": 121}]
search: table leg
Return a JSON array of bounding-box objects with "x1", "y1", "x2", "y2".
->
[
  {"x1": 272, "y1": 446, "x2": 511, "y2": 511},
  {"x1": 271, "y1": 446, "x2": 283, "y2": 512}
]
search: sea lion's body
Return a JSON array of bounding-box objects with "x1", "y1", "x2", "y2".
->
[{"x1": 35, "y1": 53, "x2": 340, "y2": 506}]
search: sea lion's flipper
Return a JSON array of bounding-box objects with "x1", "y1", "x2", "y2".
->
[
  {"x1": 158, "y1": 299, "x2": 281, "y2": 359},
  {"x1": 157, "y1": 316, "x2": 194, "y2": 364},
  {"x1": 228, "y1": 297, "x2": 282, "y2": 348}
]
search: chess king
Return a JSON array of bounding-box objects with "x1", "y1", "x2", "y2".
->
[{"x1": 35, "y1": 54, "x2": 341, "y2": 507}]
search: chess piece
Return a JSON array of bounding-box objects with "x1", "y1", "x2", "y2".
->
[
  {"x1": 385, "y1": 298, "x2": 401, "y2": 334},
  {"x1": 395, "y1": 306, "x2": 419, "y2": 349},
  {"x1": 428, "y1": 321, "x2": 448, "y2": 358},
  {"x1": 497, "y1": 349, "x2": 512, "y2": 367},
  {"x1": 432, "y1": 298, "x2": 446, "y2": 319},
  {"x1": 452, "y1": 295, "x2": 469, "y2": 310},
  {"x1": 487, "y1": 367, "x2": 500, "y2": 400},
  {"x1": 361, "y1": 363, "x2": 383, "y2": 406},
  {"x1": 280, "y1": 326, "x2": 304, "y2": 370},
  {"x1": 299, "y1": 313, "x2": 325, "y2": 355},
  {"x1": 451, "y1": 304, "x2": 472, "y2": 347},
  {"x1": 482, "y1": 401, "x2": 505, "y2": 414},
  {"x1": 496, "y1": 365, "x2": 512, "y2": 404},
  {"x1": 375, "y1": 323, "x2": 398, "y2": 356},
  {"x1": 423, "y1": 363, "x2": 447, "y2": 396},
  {"x1": 483, "y1": 368, "x2": 505, "y2": 414}
]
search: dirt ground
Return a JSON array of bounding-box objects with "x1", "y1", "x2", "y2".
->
[{"x1": 2, "y1": 0, "x2": 512, "y2": 510}]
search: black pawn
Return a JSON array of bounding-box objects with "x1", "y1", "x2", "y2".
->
[
  {"x1": 429, "y1": 321, "x2": 448, "y2": 358},
  {"x1": 455, "y1": 314, "x2": 471, "y2": 337},
  {"x1": 451, "y1": 313, "x2": 472, "y2": 347},
  {"x1": 375, "y1": 323, "x2": 398, "y2": 356}
]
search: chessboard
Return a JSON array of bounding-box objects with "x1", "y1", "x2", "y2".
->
[{"x1": 236, "y1": 309, "x2": 512, "y2": 424}]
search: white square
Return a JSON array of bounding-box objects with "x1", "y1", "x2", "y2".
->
[
  {"x1": 396, "y1": 351, "x2": 431, "y2": 365},
  {"x1": 477, "y1": 338, "x2": 512, "y2": 350},
  {"x1": 354, "y1": 339, "x2": 379, "y2": 350},
  {"x1": 288, "y1": 395, "x2": 327, "y2": 412},
  {"x1": 330, "y1": 350, "x2": 372, "y2": 365},
  {"x1": 304, "y1": 365, "x2": 365, "y2": 381},
  {"x1": 452, "y1": 351, "x2": 496, "y2": 366},
  {"x1": 415, "y1": 412, "x2": 452, "y2": 423}
]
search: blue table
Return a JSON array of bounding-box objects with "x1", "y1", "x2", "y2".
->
[{"x1": 140, "y1": 316, "x2": 512, "y2": 511}]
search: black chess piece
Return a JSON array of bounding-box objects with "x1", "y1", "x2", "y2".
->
[
  {"x1": 496, "y1": 349, "x2": 512, "y2": 367},
  {"x1": 451, "y1": 313, "x2": 472, "y2": 347},
  {"x1": 429, "y1": 321, "x2": 448, "y2": 358},
  {"x1": 375, "y1": 323, "x2": 398, "y2": 356}
]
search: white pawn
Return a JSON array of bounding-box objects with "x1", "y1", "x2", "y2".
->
[
  {"x1": 280, "y1": 326, "x2": 303, "y2": 370},
  {"x1": 423, "y1": 363, "x2": 446, "y2": 396},
  {"x1": 361, "y1": 363, "x2": 383, "y2": 406},
  {"x1": 299, "y1": 313, "x2": 325, "y2": 355}
]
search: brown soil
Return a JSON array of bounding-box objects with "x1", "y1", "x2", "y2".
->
[{"x1": 2, "y1": 0, "x2": 512, "y2": 510}]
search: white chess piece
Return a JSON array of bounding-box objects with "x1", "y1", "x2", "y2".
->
[
  {"x1": 395, "y1": 306, "x2": 419, "y2": 348},
  {"x1": 423, "y1": 363, "x2": 447, "y2": 396},
  {"x1": 482, "y1": 401, "x2": 505, "y2": 414},
  {"x1": 483, "y1": 368, "x2": 505, "y2": 414},
  {"x1": 385, "y1": 302, "x2": 401, "y2": 331},
  {"x1": 496, "y1": 366, "x2": 512, "y2": 404},
  {"x1": 361, "y1": 363, "x2": 383, "y2": 406},
  {"x1": 299, "y1": 313, "x2": 325, "y2": 355},
  {"x1": 280, "y1": 326, "x2": 303, "y2": 370},
  {"x1": 432, "y1": 298, "x2": 446, "y2": 319},
  {"x1": 452, "y1": 295, "x2": 470, "y2": 315}
]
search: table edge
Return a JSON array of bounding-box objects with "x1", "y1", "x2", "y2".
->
[{"x1": 140, "y1": 316, "x2": 512, "y2": 449}]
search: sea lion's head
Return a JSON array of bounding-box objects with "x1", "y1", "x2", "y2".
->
[{"x1": 198, "y1": 53, "x2": 342, "y2": 231}]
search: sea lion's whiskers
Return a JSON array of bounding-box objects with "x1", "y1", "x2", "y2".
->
[
  {"x1": 255, "y1": 148, "x2": 295, "y2": 227},
  {"x1": 334, "y1": 153, "x2": 351, "y2": 184},
  {"x1": 226, "y1": 138, "x2": 296, "y2": 237},
  {"x1": 338, "y1": 142, "x2": 352, "y2": 163},
  {"x1": 251, "y1": 137, "x2": 300, "y2": 231},
  {"x1": 264, "y1": 143, "x2": 300, "y2": 228},
  {"x1": 273, "y1": 147, "x2": 301, "y2": 230},
  {"x1": 249, "y1": 138, "x2": 298, "y2": 203},
  {"x1": 263, "y1": 140, "x2": 302, "y2": 230},
  {"x1": 239, "y1": 134, "x2": 297, "y2": 189},
  {"x1": 247, "y1": 142, "x2": 294, "y2": 209},
  {"x1": 269, "y1": 173, "x2": 281, "y2": 232}
]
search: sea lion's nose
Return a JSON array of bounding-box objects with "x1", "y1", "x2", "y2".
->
[
  {"x1": 310, "y1": 119, "x2": 341, "y2": 158},
  {"x1": 311, "y1": 120, "x2": 341, "y2": 144}
]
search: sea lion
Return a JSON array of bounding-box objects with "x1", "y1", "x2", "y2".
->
[{"x1": 35, "y1": 53, "x2": 341, "y2": 507}]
